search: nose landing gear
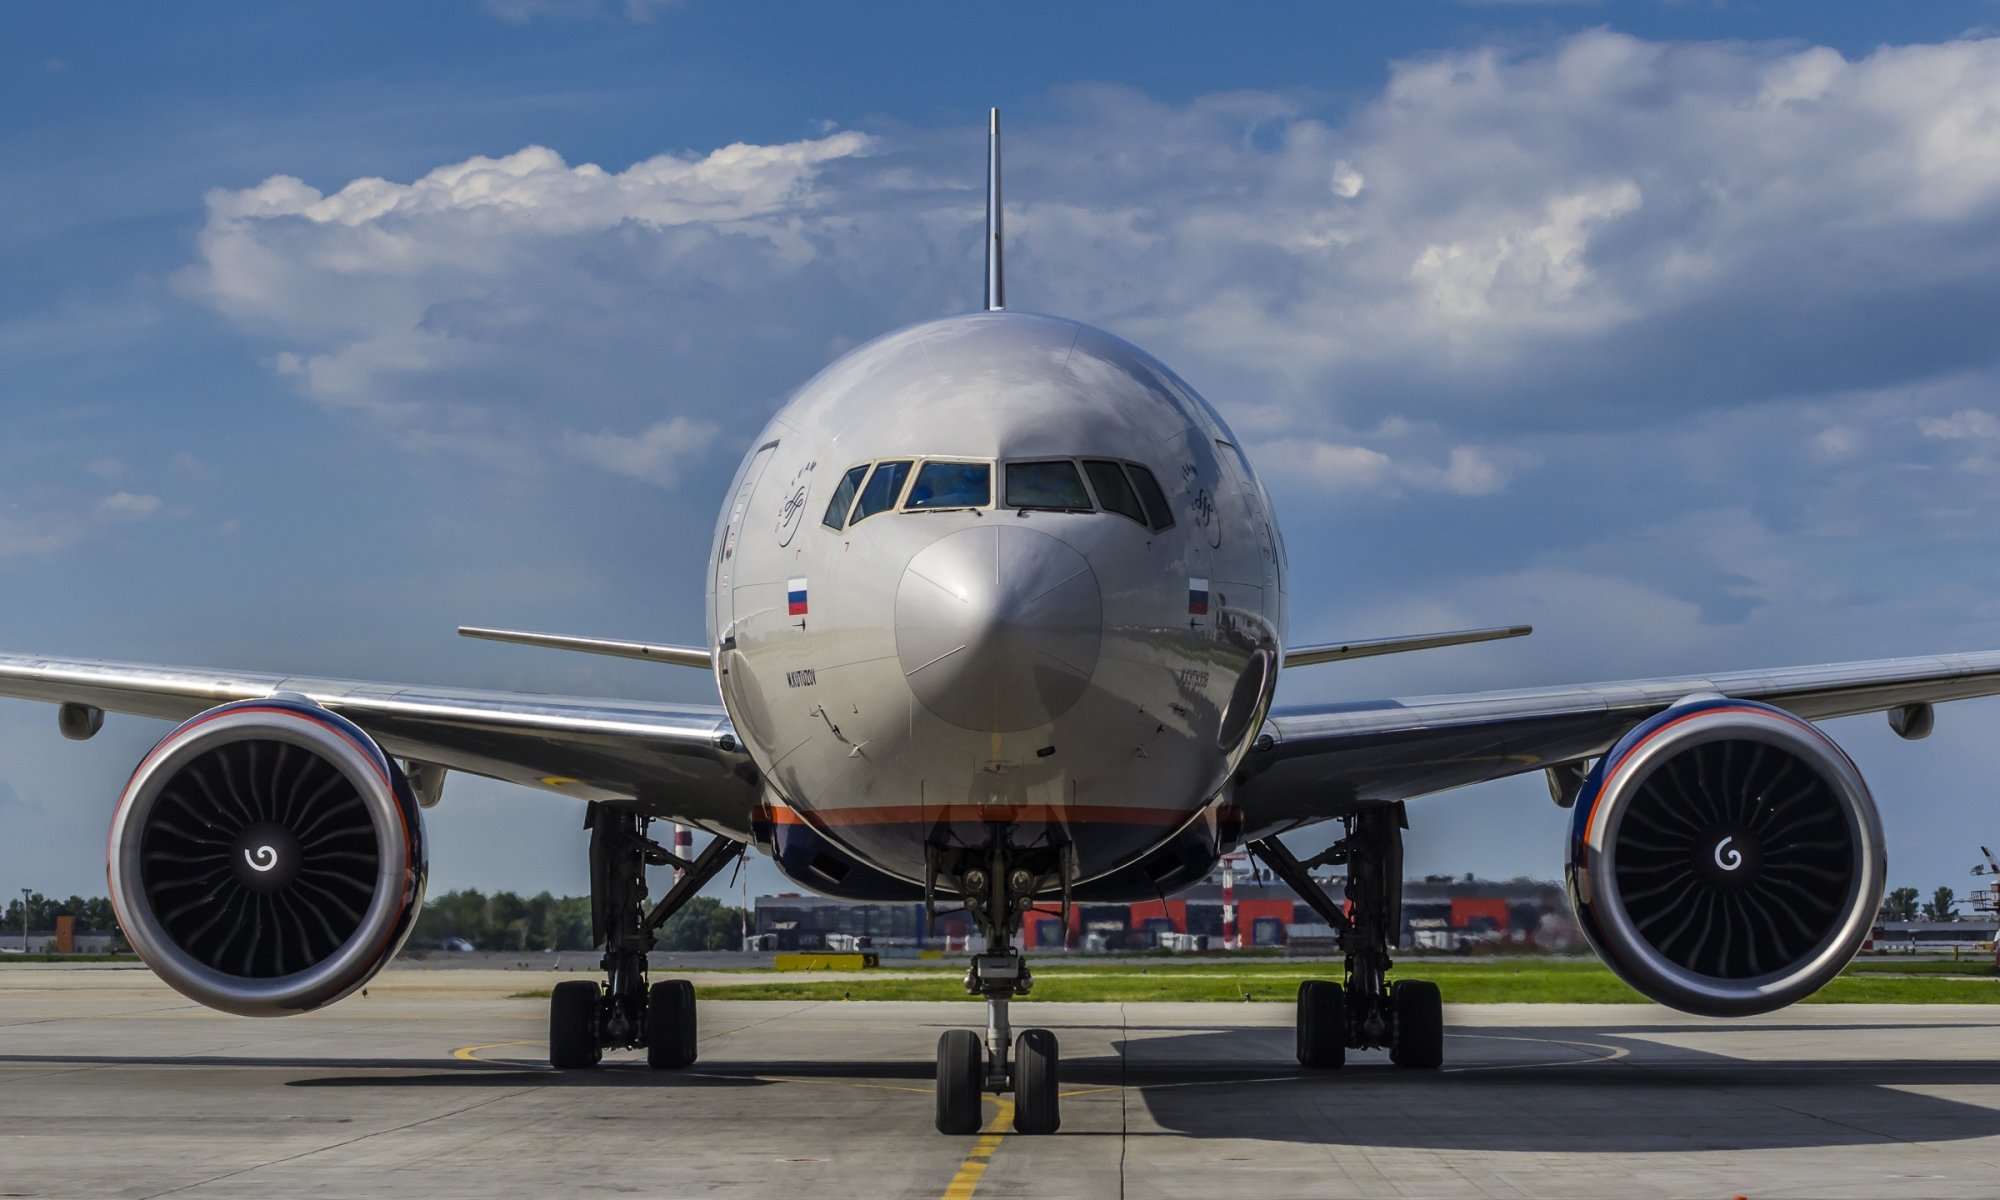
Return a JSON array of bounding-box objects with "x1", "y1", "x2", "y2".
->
[{"x1": 928, "y1": 844, "x2": 1069, "y2": 1135}]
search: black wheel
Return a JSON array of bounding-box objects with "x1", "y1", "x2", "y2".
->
[
  {"x1": 1012, "y1": 1028, "x2": 1061, "y2": 1135},
  {"x1": 646, "y1": 979, "x2": 698, "y2": 1069},
  {"x1": 935, "y1": 1029, "x2": 984, "y2": 1135},
  {"x1": 549, "y1": 979, "x2": 602, "y2": 1069},
  {"x1": 1389, "y1": 979, "x2": 1444, "y2": 1069},
  {"x1": 1296, "y1": 979, "x2": 1346, "y2": 1069}
]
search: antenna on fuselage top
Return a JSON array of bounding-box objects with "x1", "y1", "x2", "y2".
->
[{"x1": 985, "y1": 107, "x2": 1004, "y2": 312}]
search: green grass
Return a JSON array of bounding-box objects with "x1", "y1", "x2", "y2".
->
[
  {"x1": 505, "y1": 955, "x2": 2000, "y2": 1004},
  {"x1": 680, "y1": 958, "x2": 2000, "y2": 1004},
  {"x1": 1844, "y1": 958, "x2": 1997, "y2": 977}
]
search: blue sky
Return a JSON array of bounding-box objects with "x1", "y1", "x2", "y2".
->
[{"x1": 7, "y1": 1, "x2": 2000, "y2": 908}]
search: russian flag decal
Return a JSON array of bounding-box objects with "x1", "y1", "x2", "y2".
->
[
  {"x1": 1188, "y1": 577, "x2": 1210, "y2": 616},
  {"x1": 787, "y1": 576, "x2": 809, "y2": 617}
]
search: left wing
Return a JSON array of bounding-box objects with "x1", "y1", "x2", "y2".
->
[
  {"x1": 1235, "y1": 649, "x2": 2000, "y2": 837},
  {"x1": 0, "y1": 652, "x2": 758, "y2": 836}
]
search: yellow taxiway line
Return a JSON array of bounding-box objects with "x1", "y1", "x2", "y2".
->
[{"x1": 940, "y1": 1095, "x2": 1015, "y2": 1200}]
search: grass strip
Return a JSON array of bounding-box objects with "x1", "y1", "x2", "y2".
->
[{"x1": 510, "y1": 958, "x2": 2000, "y2": 1003}]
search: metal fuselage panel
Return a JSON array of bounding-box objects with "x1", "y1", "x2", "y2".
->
[{"x1": 706, "y1": 312, "x2": 1288, "y2": 889}]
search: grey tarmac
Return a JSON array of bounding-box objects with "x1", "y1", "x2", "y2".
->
[{"x1": 4, "y1": 964, "x2": 2000, "y2": 1199}]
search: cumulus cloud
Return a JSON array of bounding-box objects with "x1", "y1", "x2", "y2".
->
[
  {"x1": 94, "y1": 492, "x2": 162, "y2": 520},
  {"x1": 0, "y1": 511, "x2": 81, "y2": 559},
  {"x1": 181, "y1": 132, "x2": 875, "y2": 483},
  {"x1": 1256, "y1": 438, "x2": 1534, "y2": 497},
  {"x1": 174, "y1": 29, "x2": 2000, "y2": 518},
  {"x1": 1918, "y1": 409, "x2": 2000, "y2": 440},
  {"x1": 564, "y1": 417, "x2": 719, "y2": 487},
  {"x1": 0, "y1": 491, "x2": 163, "y2": 559},
  {"x1": 482, "y1": 0, "x2": 680, "y2": 23}
]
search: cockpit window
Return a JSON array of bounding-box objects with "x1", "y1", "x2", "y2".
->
[
  {"x1": 905, "y1": 461, "x2": 991, "y2": 510},
  {"x1": 1083, "y1": 460, "x2": 1146, "y2": 525},
  {"x1": 1126, "y1": 464, "x2": 1175, "y2": 531},
  {"x1": 1004, "y1": 460, "x2": 1091, "y2": 511},
  {"x1": 821, "y1": 464, "x2": 869, "y2": 531},
  {"x1": 851, "y1": 460, "x2": 912, "y2": 523}
]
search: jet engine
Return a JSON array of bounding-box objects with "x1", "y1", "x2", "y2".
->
[
  {"x1": 106, "y1": 697, "x2": 426, "y2": 1016},
  {"x1": 1566, "y1": 697, "x2": 1884, "y2": 1017}
]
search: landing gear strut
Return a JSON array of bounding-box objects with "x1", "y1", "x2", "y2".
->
[
  {"x1": 928, "y1": 840, "x2": 1069, "y2": 1135},
  {"x1": 1251, "y1": 802, "x2": 1444, "y2": 1070},
  {"x1": 548, "y1": 804, "x2": 744, "y2": 1070}
]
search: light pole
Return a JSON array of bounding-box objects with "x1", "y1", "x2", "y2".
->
[{"x1": 19, "y1": 888, "x2": 29, "y2": 954}]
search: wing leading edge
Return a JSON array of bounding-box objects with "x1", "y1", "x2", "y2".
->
[
  {"x1": 1235, "y1": 649, "x2": 2000, "y2": 838},
  {"x1": 0, "y1": 652, "x2": 758, "y2": 836}
]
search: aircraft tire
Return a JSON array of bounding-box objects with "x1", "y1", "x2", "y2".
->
[
  {"x1": 1296, "y1": 979, "x2": 1345, "y2": 1068},
  {"x1": 935, "y1": 1029, "x2": 984, "y2": 1135},
  {"x1": 1012, "y1": 1028, "x2": 1061, "y2": 1135},
  {"x1": 1389, "y1": 979, "x2": 1444, "y2": 1069},
  {"x1": 646, "y1": 979, "x2": 698, "y2": 1069},
  {"x1": 549, "y1": 979, "x2": 602, "y2": 1069}
]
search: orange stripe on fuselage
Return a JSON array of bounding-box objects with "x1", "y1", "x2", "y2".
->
[{"x1": 765, "y1": 802, "x2": 1199, "y2": 827}]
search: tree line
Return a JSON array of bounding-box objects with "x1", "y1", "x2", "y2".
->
[
  {"x1": 3, "y1": 890, "x2": 748, "y2": 954},
  {"x1": 2, "y1": 894, "x2": 121, "y2": 936},
  {"x1": 410, "y1": 889, "x2": 750, "y2": 953},
  {"x1": 1880, "y1": 885, "x2": 1975, "y2": 924}
]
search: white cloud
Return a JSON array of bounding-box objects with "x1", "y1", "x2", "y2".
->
[
  {"x1": 174, "y1": 31, "x2": 2000, "y2": 511},
  {"x1": 1813, "y1": 426, "x2": 1861, "y2": 461},
  {"x1": 482, "y1": 0, "x2": 680, "y2": 23},
  {"x1": 95, "y1": 492, "x2": 161, "y2": 520},
  {"x1": 1255, "y1": 439, "x2": 1534, "y2": 497},
  {"x1": 1918, "y1": 409, "x2": 2000, "y2": 440},
  {"x1": 564, "y1": 417, "x2": 719, "y2": 487},
  {"x1": 0, "y1": 511, "x2": 80, "y2": 559},
  {"x1": 182, "y1": 131, "x2": 873, "y2": 486}
]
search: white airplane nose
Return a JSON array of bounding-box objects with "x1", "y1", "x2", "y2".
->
[{"x1": 895, "y1": 524, "x2": 1102, "y2": 733}]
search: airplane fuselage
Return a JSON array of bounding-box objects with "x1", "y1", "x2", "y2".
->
[{"x1": 707, "y1": 311, "x2": 1288, "y2": 899}]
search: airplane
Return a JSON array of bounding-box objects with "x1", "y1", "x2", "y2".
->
[{"x1": 4, "y1": 108, "x2": 2000, "y2": 1137}]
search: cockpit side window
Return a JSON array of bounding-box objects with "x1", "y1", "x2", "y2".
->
[
  {"x1": 851, "y1": 460, "x2": 913, "y2": 523},
  {"x1": 905, "y1": 460, "x2": 991, "y2": 510},
  {"x1": 1083, "y1": 460, "x2": 1146, "y2": 525},
  {"x1": 1004, "y1": 460, "x2": 1092, "y2": 511},
  {"x1": 1126, "y1": 464, "x2": 1175, "y2": 531},
  {"x1": 821, "y1": 464, "x2": 869, "y2": 531}
]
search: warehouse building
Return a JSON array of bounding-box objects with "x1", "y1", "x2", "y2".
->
[{"x1": 753, "y1": 872, "x2": 1576, "y2": 952}]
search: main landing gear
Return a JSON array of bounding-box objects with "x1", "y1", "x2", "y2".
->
[
  {"x1": 1251, "y1": 803, "x2": 1445, "y2": 1072},
  {"x1": 548, "y1": 804, "x2": 744, "y2": 1071},
  {"x1": 929, "y1": 843, "x2": 1070, "y2": 1135}
]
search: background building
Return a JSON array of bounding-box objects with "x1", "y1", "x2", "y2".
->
[{"x1": 753, "y1": 871, "x2": 1579, "y2": 952}]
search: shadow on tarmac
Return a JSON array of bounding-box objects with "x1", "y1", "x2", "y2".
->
[{"x1": 12, "y1": 1018, "x2": 1998, "y2": 1152}]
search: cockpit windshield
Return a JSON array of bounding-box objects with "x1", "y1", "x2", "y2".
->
[
  {"x1": 821, "y1": 464, "x2": 868, "y2": 530},
  {"x1": 1004, "y1": 460, "x2": 1091, "y2": 511},
  {"x1": 850, "y1": 460, "x2": 912, "y2": 523},
  {"x1": 820, "y1": 455, "x2": 1176, "y2": 531},
  {"x1": 906, "y1": 461, "x2": 990, "y2": 510}
]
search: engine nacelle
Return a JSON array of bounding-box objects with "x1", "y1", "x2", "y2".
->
[
  {"x1": 1566, "y1": 697, "x2": 1884, "y2": 1017},
  {"x1": 107, "y1": 698, "x2": 426, "y2": 1016}
]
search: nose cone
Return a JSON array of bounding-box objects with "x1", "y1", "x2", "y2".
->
[{"x1": 896, "y1": 524, "x2": 1102, "y2": 733}]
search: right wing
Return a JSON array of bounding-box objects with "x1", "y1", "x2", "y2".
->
[
  {"x1": 0, "y1": 652, "x2": 759, "y2": 837},
  {"x1": 1235, "y1": 649, "x2": 2000, "y2": 838}
]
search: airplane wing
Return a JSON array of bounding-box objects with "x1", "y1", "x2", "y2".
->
[
  {"x1": 0, "y1": 652, "x2": 758, "y2": 836},
  {"x1": 1235, "y1": 650, "x2": 2000, "y2": 837}
]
